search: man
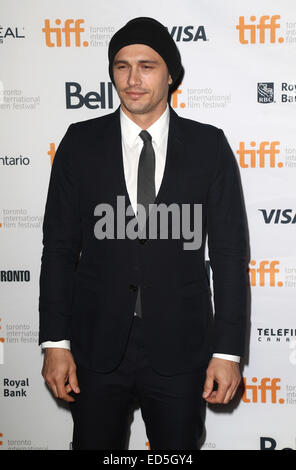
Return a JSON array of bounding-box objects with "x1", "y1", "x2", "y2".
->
[{"x1": 39, "y1": 17, "x2": 249, "y2": 450}]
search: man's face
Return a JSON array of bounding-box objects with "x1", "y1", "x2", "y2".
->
[{"x1": 112, "y1": 43, "x2": 173, "y2": 116}]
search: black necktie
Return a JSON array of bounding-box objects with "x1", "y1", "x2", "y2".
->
[{"x1": 134, "y1": 130, "x2": 156, "y2": 318}]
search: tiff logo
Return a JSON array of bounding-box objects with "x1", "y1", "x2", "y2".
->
[
  {"x1": 236, "y1": 141, "x2": 282, "y2": 168},
  {"x1": 249, "y1": 260, "x2": 283, "y2": 287},
  {"x1": 236, "y1": 15, "x2": 284, "y2": 44},
  {"x1": 242, "y1": 377, "x2": 284, "y2": 404},
  {"x1": 42, "y1": 19, "x2": 89, "y2": 47},
  {"x1": 171, "y1": 86, "x2": 186, "y2": 109}
]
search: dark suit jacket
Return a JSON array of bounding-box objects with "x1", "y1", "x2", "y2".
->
[{"x1": 38, "y1": 104, "x2": 249, "y2": 375}]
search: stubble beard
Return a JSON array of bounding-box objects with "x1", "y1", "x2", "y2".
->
[{"x1": 120, "y1": 88, "x2": 168, "y2": 116}]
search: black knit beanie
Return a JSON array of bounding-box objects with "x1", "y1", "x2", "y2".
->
[{"x1": 108, "y1": 17, "x2": 182, "y2": 87}]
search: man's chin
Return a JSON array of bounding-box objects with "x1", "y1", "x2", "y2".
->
[{"x1": 121, "y1": 101, "x2": 152, "y2": 115}]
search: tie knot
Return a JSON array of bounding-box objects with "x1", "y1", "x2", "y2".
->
[{"x1": 139, "y1": 130, "x2": 152, "y2": 143}]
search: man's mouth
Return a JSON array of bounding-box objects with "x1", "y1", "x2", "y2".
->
[{"x1": 125, "y1": 91, "x2": 146, "y2": 99}]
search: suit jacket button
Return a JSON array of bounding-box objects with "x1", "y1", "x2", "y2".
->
[{"x1": 129, "y1": 284, "x2": 137, "y2": 292}]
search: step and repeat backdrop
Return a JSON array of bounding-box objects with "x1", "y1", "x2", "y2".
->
[{"x1": 0, "y1": 0, "x2": 296, "y2": 451}]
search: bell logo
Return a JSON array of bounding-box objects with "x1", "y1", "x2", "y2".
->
[
  {"x1": 236, "y1": 15, "x2": 284, "y2": 44},
  {"x1": 242, "y1": 377, "x2": 284, "y2": 404},
  {"x1": 248, "y1": 260, "x2": 283, "y2": 287},
  {"x1": 236, "y1": 141, "x2": 282, "y2": 168},
  {"x1": 42, "y1": 19, "x2": 88, "y2": 47},
  {"x1": 171, "y1": 87, "x2": 186, "y2": 109}
]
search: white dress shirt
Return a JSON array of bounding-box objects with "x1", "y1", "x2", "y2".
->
[{"x1": 42, "y1": 104, "x2": 240, "y2": 363}]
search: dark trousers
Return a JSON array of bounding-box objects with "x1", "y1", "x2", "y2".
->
[{"x1": 69, "y1": 315, "x2": 207, "y2": 450}]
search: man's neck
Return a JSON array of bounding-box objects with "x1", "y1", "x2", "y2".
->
[{"x1": 120, "y1": 102, "x2": 168, "y2": 130}]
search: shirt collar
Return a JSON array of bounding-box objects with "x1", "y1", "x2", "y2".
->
[{"x1": 120, "y1": 103, "x2": 170, "y2": 148}]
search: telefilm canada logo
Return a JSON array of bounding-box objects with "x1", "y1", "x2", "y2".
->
[{"x1": 257, "y1": 327, "x2": 296, "y2": 344}]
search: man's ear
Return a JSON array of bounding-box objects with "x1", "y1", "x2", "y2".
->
[{"x1": 168, "y1": 74, "x2": 173, "y2": 86}]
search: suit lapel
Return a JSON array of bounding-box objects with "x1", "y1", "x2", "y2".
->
[{"x1": 154, "y1": 104, "x2": 184, "y2": 207}]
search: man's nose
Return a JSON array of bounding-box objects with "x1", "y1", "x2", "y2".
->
[{"x1": 127, "y1": 66, "x2": 141, "y2": 86}]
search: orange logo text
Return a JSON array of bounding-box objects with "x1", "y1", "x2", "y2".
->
[
  {"x1": 236, "y1": 15, "x2": 284, "y2": 44},
  {"x1": 242, "y1": 377, "x2": 284, "y2": 404},
  {"x1": 237, "y1": 141, "x2": 282, "y2": 168},
  {"x1": 42, "y1": 19, "x2": 88, "y2": 47}
]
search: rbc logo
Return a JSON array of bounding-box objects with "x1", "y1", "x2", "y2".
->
[{"x1": 257, "y1": 83, "x2": 274, "y2": 103}]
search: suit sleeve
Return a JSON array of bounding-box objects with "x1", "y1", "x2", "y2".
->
[
  {"x1": 38, "y1": 124, "x2": 82, "y2": 344},
  {"x1": 207, "y1": 129, "x2": 249, "y2": 358}
]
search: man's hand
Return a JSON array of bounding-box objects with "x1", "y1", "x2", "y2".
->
[
  {"x1": 202, "y1": 357, "x2": 241, "y2": 404},
  {"x1": 41, "y1": 348, "x2": 80, "y2": 403}
]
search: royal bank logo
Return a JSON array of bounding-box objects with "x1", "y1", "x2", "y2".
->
[
  {"x1": 257, "y1": 83, "x2": 274, "y2": 103},
  {"x1": 3, "y1": 378, "x2": 30, "y2": 397},
  {"x1": 258, "y1": 82, "x2": 296, "y2": 104}
]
